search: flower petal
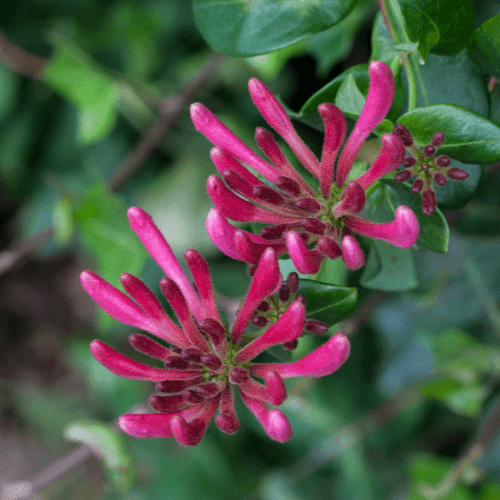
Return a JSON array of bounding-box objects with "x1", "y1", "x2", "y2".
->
[
  {"x1": 332, "y1": 180, "x2": 366, "y2": 217},
  {"x1": 210, "y1": 147, "x2": 263, "y2": 186},
  {"x1": 344, "y1": 205, "x2": 419, "y2": 248},
  {"x1": 239, "y1": 371, "x2": 287, "y2": 406},
  {"x1": 251, "y1": 333, "x2": 350, "y2": 379},
  {"x1": 285, "y1": 231, "x2": 323, "y2": 275},
  {"x1": 340, "y1": 234, "x2": 365, "y2": 270},
  {"x1": 119, "y1": 413, "x2": 175, "y2": 438}
]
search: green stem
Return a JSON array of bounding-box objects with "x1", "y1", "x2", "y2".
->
[{"x1": 404, "y1": 56, "x2": 418, "y2": 112}]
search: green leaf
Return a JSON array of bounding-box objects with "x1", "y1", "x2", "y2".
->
[
  {"x1": 395, "y1": 0, "x2": 476, "y2": 61},
  {"x1": 420, "y1": 377, "x2": 462, "y2": 401},
  {"x1": 192, "y1": 0, "x2": 358, "y2": 57},
  {"x1": 43, "y1": 34, "x2": 119, "y2": 144},
  {"x1": 296, "y1": 280, "x2": 357, "y2": 326},
  {"x1": 53, "y1": 196, "x2": 75, "y2": 244},
  {"x1": 445, "y1": 385, "x2": 488, "y2": 417},
  {"x1": 335, "y1": 73, "x2": 367, "y2": 116},
  {"x1": 468, "y1": 14, "x2": 500, "y2": 80},
  {"x1": 398, "y1": 104, "x2": 500, "y2": 164},
  {"x1": 65, "y1": 420, "x2": 135, "y2": 490}
]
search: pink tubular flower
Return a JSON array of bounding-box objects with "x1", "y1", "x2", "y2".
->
[
  {"x1": 81, "y1": 207, "x2": 350, "y2": 445},
  {"x1": 191, "y1": 61, "x2": 419, "y2": 273}
]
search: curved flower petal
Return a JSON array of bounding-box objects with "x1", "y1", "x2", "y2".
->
[
  {"x1": 336, "y1": 62, "x2": 395, "y2": 187},
  {"x1": 215, "y1": 386, "x2": 240, "y2": 435},
  {"x1": 210, "y1": 147, "x2": 263, "y2": 187},
  {"x1": 344, "y1": 205, "x2": 419, "y2": 248},
  {"x1": 332, "y1": 180, "x2": 366, "y2": 217},
  {"x1": 190, "y1": 103, "x2": 281, "y2": 182},
  {"x1": 149, "y1": 394, "x2": 187, "y2": 413},
  {"x1": 239, "y1": 391, "x2": 293, "y2": 443},
  {"x1": 249, "y1": 78, "x2": 320, "y2": 178},
  {"x1": 355, "y1": 133, "x2": 405, "y2": 190},
  {"x1": 341, "y1": 234, "x2": 365, "y2": 270},
  {"x1": 235, "y1": 301, "x2": 306, "y2": 363},
  {"x1": 251, "y1": 333, "x2": 350, "y2": 379},
  {"x1": 127, "y1": 207, "x2": 204, "y2": 320},
  {"x1": 239, "y1": 371, "x2": 287, "y2": 406},
  {"x1": 231, "y1": 248, "x2": 281, "y2": 344},
  {"x1": 119, "y1": 413, "x2": 176, "y2": 438},
  {"x1": 285, "y1": 231, "x2": 323, "y2": 275},
  {"x1": 90, "y1": 340, "x2": 201, "y2": 381}
]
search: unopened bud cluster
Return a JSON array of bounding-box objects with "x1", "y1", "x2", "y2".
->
[
  {"x1": 392, "y1": 125, "x2": 469, "y2": 216},
  {"x1": 251, "y1": 272, "x2": 328, "y2": 351}
]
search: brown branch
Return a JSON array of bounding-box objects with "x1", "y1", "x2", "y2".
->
[
  {"x1": 0, "y1": 52, "x2": 223, "y2": 278},
  {"x1": 0, "y1": 32, "x2": 46, "y2": 79}
]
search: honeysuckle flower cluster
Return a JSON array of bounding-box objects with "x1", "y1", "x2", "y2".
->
[
  {"x1": 392, "y1": 125, "x2": 469, "y2": 216},
  {"x1": 81, "y1": 207, "x2": 350, "y2": 446},
  {"x1": 190, "y1": 61, "x2": 420, "y2": 273}
]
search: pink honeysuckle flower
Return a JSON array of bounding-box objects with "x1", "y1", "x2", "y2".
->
[
  {"x1": 81, "y1": 207, "x2": 350, "y2": 446},
  {"x1": 191, "y1": 61, "x2": 420, "y2": 273}
]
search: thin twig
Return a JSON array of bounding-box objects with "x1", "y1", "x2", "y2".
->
[
  {"x1": 0, "y1": 31, "x2": 46, "y2": 79},
  {"x1": 0, "y1": 53, "x2": 223, "y2": 278}
]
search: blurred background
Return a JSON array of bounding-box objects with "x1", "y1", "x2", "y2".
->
[{"x1": 1, "y1": 1, "x2": 500, "y2": 499}]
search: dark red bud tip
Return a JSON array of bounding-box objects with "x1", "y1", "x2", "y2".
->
[
  {"x1": 435, "y1": 155, "x2": 451, "y2": 167},
  {"x1": 201, "y1": 353, "x2": 223, "y2": 371},
  {"x1": 300, "y1": 218, "x2": 326, "y2": 235},
  {"x1": 275, "y1": 176, "x2": 301, "y2": 198},
  {"x1": 431, "y1": 132, "x2": 445, "y2": 147},
  {"x1": 282, "y1": 340, "x2": 298, "y2": 351},
  {"x1": 421, "y1": 189, "x2": 437, "y2": 216},
  {"x1": 317, "y1": 237, "x2": 342, "y2": 260},
  {"x1": 253, "y1": 185, "x2": 285, "y2": 205},
  {"x1": 286, "y1": 272, "x2": 300, "y2": 293},
  {"x1": 215, "y1": 411, "x2": 240, "y2": 434},
  {"x1": 164, "y1": 355, "x2": 190, "y2": 369},
  {"x1": 194, "y1": 382, "x2": 220, "y2": 398},
  {"x1": 403, "y1": 156, "x2": 417, "y2": 168},
  {"x1": 305, "y1": 320, "x2": 329, "y2": 335},
  {"x1": 411, "y1": 179, "x2": 424, "y2": 194},
  {"x1": 129, "y1": 334, "x2": 168, "y2": 359},
  {"x1": 393, "y1": 124, "x2": 412, "y2": 138},
  {"x1": 257, "y1": 301, "x2": 271, "y2": 312},
  {"x1": 260, "y1": 224, "x2": 288, "y2": 240},
  {"x1": 433, "y1": 172, "x2": 448, "y2": 186},
  {"x1": 181, "y1": 347, "x2": 204, "y2": 363},
  {"x1": 423, "y1": 145, "x2": 436, "y2": 157},
  {"x1": 248, "y1": 264, "x2": 257, "y2": 277},
  {"x1": 229, "y1": 367, "x2": 250, "y2": 385},
  {"x1": 182, "y1": 389, "x2": 205, "y2": 404},
  {"x1": 170, "y1": 345, "x2": 182, "y2": 354},
  {"x1": 294, "y1": 198, "x2": 321, "y2": 214},
  {"x1": 447, "y1": 167, "x2": 469, "y2": 181},
  {"x1": 279, "y1": 284, "x2": 291, "y2": 303},
  {"x1": 156, "y1": 377, "x2": 203, "y2": 393},
  {"x1": 252, "y1": 315, "x2": 269, "y2": 328},
  {"x1": 296, "y1": 295, "x2": 307, "y2": 305},
  {"x1": 394, "y1": 170, "x2": 413, "y2": 183},
  {"x1": 198, "y1": 318, "x2": 226, "y2": 344}
]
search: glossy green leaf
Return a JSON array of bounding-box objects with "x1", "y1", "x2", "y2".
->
[
  {"x1": 53, "y1": 196, "x2": 74, "y2": 244},
  {"x1": 468, "y1": 14, "x2": 500, "y2": 80},
  {"x1": 296, "y1": 280, "x2": 357, "y2": 326},
  {"x1": 395, "y1": 0, "x2": 475, "y2": 61},
  {"x1": 192, "y1": 0, "x2": 357, "y2": 57},
  {"x1": 65, "y1": 420, "x2": 135, "y2": 490},
  {"x1": 399, "y1": 104, "x2": 500, "y2": 164}
]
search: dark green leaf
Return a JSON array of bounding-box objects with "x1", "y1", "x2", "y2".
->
[
  {"x1": 371, "y1": 13, "x2": 400, "y2": 63},
  {"x1": 491, "y1": 86, "x2": 500, "y2": 126},
  {"x1": 398, "y1": 104, "x2": 500, "y2": 164},
  {"x1": 468, "y1": 14, "x2": 500, "y2": 80},
  {"x1": 192, "y1": 0, "x2": 357, "y2": 57},
  {"x1": 296, "y1": 280, "x2": 357, "y2": 326}
]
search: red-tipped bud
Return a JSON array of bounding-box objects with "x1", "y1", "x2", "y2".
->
[
  {"x1": 257, "y1": 301, "x2": 271, "y2": 312},
  {"x1": 294, "y1": 198, "x2": 321, "y2": 213},
  {"x1": 423, "y1": 145, "x2": 436, "y2": 157},
  {"x1": 339, "y1": 181, "x2": 366, "y2": 214},
  {"x1": 431, "y1": 132, "x2": 445, "y2": 147},
  {"x1": 317, "y1": 237, "x2": 342, "y2": 260},
  {"x1": 200, "y1": 353, "x2": 223, "y2": 370},
  {"x1": 435, "y1": 155, "x2": 451, "y2": 167},
  {"x1": 253, "y1": 185, "x2": 286, "y2": 205},
  {"x1": 279, "y1": 284, "x2": 290, "y2": 303},
  {"x1": 260, "y1": 224, "x2": 289, "y2": 240},
  {"x1": 421, "y1": 189, "x2": 437, "y2": 216},
  {"x1": 164, "y1": 355, "x2": 190, "y2": 369},
  {"x1": 194, "y1": 382, "x2": 220, "y2": 398},
  {"x1": 198, "y1": 318, "x2": 226, "y2": 345},
  {"x1": 447, "y1": 167, "x2": 469, "y2": 181},
  {"x1": 305, "y1": 320, "x2": 329, "y2": 335},
  {"x1": 156, "y1": 377, "x2": 204, "y2": 394},
  {"x1": 275, "y1": 176, "x2": 301, "y2": 197},
  {"x1": 412, "y1": 179, "x2": 424, "y2": 193},
  {"x1": 229, "y1": 367, "x2": 250, "y2": 385},
  {"x1": 300, "y1": 218, "x2": 326, "y2": 235},
  {"x1": 394, "y1": 170, "x2": 413, "y2": 183},
  {"x1": 182, "y1": 389, "x2": 205, "y2": 404},
  {"x1": 403, "y1": 156, "x2": 417, "y2": 168},
  {"x1": 149, "y1": 394, "x2": 186, "y2": 413},
  {"x1": 169, "y1": 345, "x2": 182, "y2": 354},
  {"x1": 181, "y1": 347, "x2": 204, "y2": 363},
  {"x1": 296, "y1": 295, "x2": 307, "y2": 305},
  {"x1": 393, "y1": 124, "x2": 413, "y2": 146},
  {"x1": 286, "y1": 272, "x2": 299, "y2": 293},
  {"x1": 248, "y1": 264, "x2": 257, "y2": 277},
  {"x1": 282, "y1": 340, "x2": 298, "y2": 351},
  {"x1": 129, "y1": 334, "x2": 170, "y2": 360},
  {"x1": 252, "y1": 315, "x2": 269, "y2": 328},
  {"x1": 433, "y1": 172, "x2": 448, "y2": 186},
  {"x1": 215, "y1": 411, "x2": 240, "y2": 434}
]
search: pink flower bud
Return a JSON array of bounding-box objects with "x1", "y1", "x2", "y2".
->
[
  {"x1": 395, "y1": 170, "x2": 413, "y2": 183},
  {"x1": 286, "y1": 272, "x2": 299, "y2": 293},
  {"x1": 412, "y1": 179, "x2": 424, "y2": 193},
  {"x1": 447, "y1": 167, "x2": 469, "y2": 181},
  {"x1": 421, "y1": 189, "x2": 437, "y2": 216},
  {"x1": 431, "y1": 132, "x2": 445, "y2": 147},
  {"x1": 435, "y1": 155, "x2": 451, "y2": 167},
  {"x1": 433, "y1": 172, "x2": 448, "y2": 186}
]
